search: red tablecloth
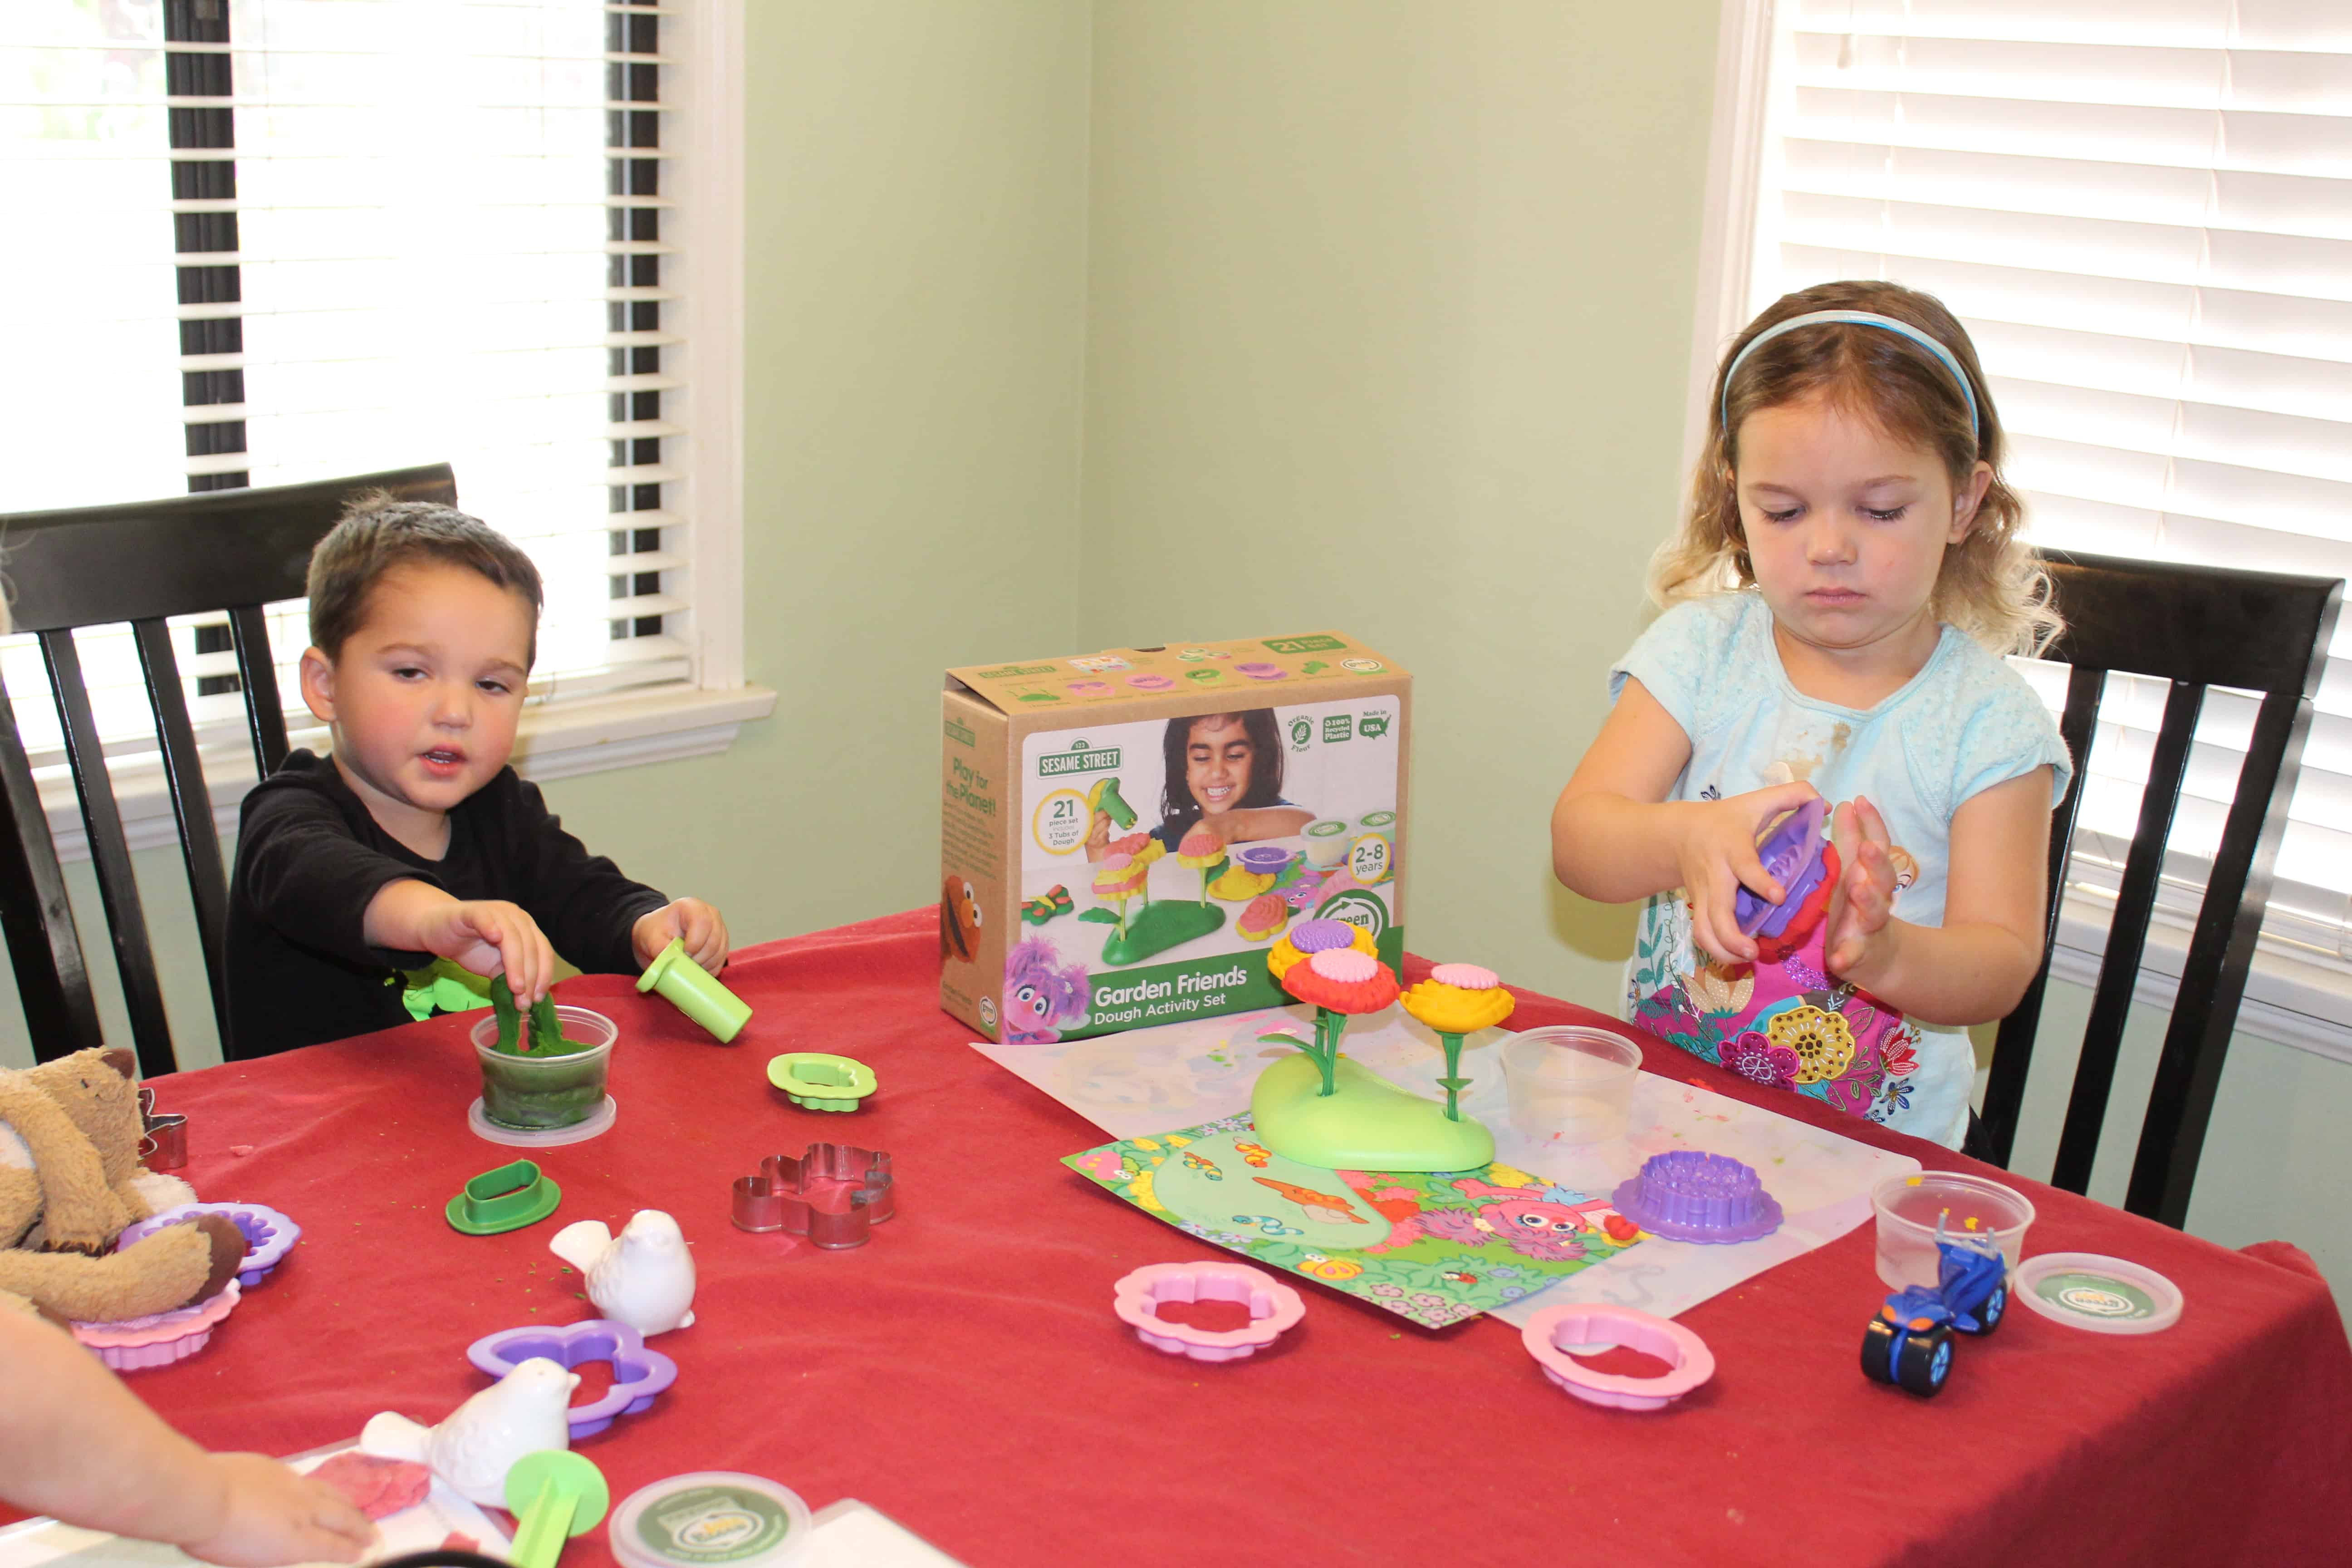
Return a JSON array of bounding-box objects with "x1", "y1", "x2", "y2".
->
[{"x1": 63, "y1": 909, "x2": 2352, "y2": 1566}]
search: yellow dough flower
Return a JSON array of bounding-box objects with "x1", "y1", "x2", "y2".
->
[{"x1": 1399, "y1": 963, "x2": 1516, "y2": 1035}]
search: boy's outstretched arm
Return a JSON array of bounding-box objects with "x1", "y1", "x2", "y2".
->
[
  {"x1": 1551, "y1": 678, "x2": 1818, "y2": 965},
  {"x1": 0, "y1": 1311, "x2": 374, "y2": 1567},
  {"x1": 363, "y1": 881, "x2": 557, "y2": 1004}
]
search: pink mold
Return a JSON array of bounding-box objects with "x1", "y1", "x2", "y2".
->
[
  {"x1": 73, "y1": 1281, "x2": 241, "y2": 1372},
  {"x1": 1520, "y1": 1303, "x2": 1714, "y2": 1411},
  {"x1": 1112, "y1": 1261, "x2": 1304, "y2": 1363},
  {"x1": 1126, "y1": 673, "x2": 1176, "y2": 691}
]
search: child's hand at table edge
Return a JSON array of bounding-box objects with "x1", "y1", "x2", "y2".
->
[
  {"x1": 368, "y1": 885, "x2": 557, "y2": 1004},
  {"x1": 180, "y1": 1453, "x2": 375, "y2": 1568},
  {"x1": 1824, "y1": 794, "x2": 1902, "y2": 981},
  {"x1": 1672, "y1": 780, "x2": 1821, "y2": 964},
  {"x1": 635, "y1": 897, "x2": 730, "y2": 973}
]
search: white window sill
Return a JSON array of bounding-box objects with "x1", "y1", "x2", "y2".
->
[
  {"x1": 43, "y1": 684, "x2": 777, "y2": 863},
  {"x1": 2050, "y1": 882, "x2": 2352, "y2": 1068}
]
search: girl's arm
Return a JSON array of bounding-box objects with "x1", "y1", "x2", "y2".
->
[
  {"x1": 1824, "y1": 770, "x2": 2052, "y2": 1024},
  {"x1": 1204, "y1": 805, "x2": 1314, "y2": 845},
  {"x1": 1551, "y1": 678, "x2": 1820, "y2": 963}
]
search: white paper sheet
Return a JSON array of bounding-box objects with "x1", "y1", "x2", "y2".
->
[{"x1": 977, "y1": 1004, "x2": 1919, "y2": 1321}]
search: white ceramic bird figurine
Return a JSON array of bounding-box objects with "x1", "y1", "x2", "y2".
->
[
  {"x1": 360, "y1": 1356, "x2": 578, "y2": 1508},
  {"x1": 549, "y1": 1209, "x2": 697, "y2": 1336}
]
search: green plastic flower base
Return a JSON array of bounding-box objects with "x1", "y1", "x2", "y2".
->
[
  {"x1": 767, "y1": 1052, "x2": 877, "y2": 1112},
  {"x1": 1250, "y1": 1052, "x2": 1495, "y2": 1173},
  {"x1": 1099, "y1": 898, "x2": 1225, "y2": 967}
]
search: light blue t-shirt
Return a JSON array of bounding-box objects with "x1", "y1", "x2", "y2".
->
[{"x1": 1609, "y1": 592, "x2": 2073, "y2": 1147}]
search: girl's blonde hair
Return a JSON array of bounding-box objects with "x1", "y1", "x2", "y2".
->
[{"x1": 1654, "y1": 279, "x2": 2061, "y2": 657}]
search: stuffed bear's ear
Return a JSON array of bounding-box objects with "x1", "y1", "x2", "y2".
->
[{"x1": 99, "y1": 1049, "x2": 136, "y2": 1083}]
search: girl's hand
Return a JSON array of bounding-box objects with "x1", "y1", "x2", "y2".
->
[
  {"x1": 1083, "y1": 809, "x2": 1111, "y2": 862},
  {"x1": 419, "y1": 899, "x2": 555, "y2": 1003},
  {"x1": 1825, "y1": 795, "x2": 1902, "y2": 981},
  {"x1": 635, "y1": 898, "x2": 730, "y2": 972},
  {"x1": 180, "y1": 1454, "x2": 375, "y2": 1567},
  {"x1": 1673, "y1": 781, "x2": 1822, "y2": 964}
]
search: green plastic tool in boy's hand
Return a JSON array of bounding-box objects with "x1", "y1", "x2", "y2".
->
[
  {"x1": 503, "y1": 1450, "x2": 608, "y2": 1568},
  {"x1": 490, "y1": 975, "x2": 568, "y2": 1055}
]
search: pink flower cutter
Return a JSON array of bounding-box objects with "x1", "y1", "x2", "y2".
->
[
  {"x1": 72, "y1": 1280, "x2": 241, "y2": 1372},
  {"x1": 118, "y1": 1202, "x2": 300, "y2": 1289},
  {"x1": 1521, "y1": 1303, "x2": 1715, "y2": 1411},
  {"x1": 732, "y1": 1142, "x2": 895, "y2": 1249},
  {"x1": 1235, "y1": 662, "x2": 1288, "y2": 681},
  {"x1": 467, "y1": 1319, "x2": 678, "y2": 1439},
  {"x1": 1112, "y1": 1261, "x2": 1304, "y2": 1363}
]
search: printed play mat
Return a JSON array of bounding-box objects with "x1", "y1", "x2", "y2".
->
[{"x1": 1064, "y1": 1116, "x2": 1641, "y2": 1329}]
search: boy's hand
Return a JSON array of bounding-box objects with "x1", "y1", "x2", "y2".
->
[
  {"x1": 180, "y1": 1454, "x2": 375, "y2": 1568},
  {"x1": 416, "y1": 899, "x2": 555, "y2": 1004},
  {"x1": 1825, "y1": 795, "x2": 1902, "y2": 982},
  {"x1": 1673, "y1": 781, "x2": 1821, "y2": 965},
  {"x1": 635, "y1": 898, "x2": 730, "y2": 973}
]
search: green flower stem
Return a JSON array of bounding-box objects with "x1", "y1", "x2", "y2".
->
[
  {"x1": 1438, "y1": 1031, "x2": 1467, "y2": 1121},
  {"x1": 1315, "y1": 1007, "x2": 1344, "y2": 1096}
]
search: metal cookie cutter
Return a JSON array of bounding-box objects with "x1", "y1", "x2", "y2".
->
[
  {"x1": 137, "y1": 1087, "x2": 188, "y2": 1171},
  {"x1": 731, "y1": 1143, "x2": 894, "y2": 1249}
]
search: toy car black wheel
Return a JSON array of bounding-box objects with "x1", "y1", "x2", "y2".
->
[
  {"x1": 1862, "y1": 1315, "x2": 1899, "y2": 1385},
  {"x1": 1893, "y1": 1324, "x2": 1954, "y2": 1396},
  {"x1": 1975, "y1": 1281, "x2": 2008, "y2": 1335}
]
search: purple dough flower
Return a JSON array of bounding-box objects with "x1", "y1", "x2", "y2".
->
[
  {"x1": 1720, "y1": 1030, "x2": 1800, "y2": 1091},
  {"x1": 1780, "y1": 954, "x2": 1830, "y2": 992}
]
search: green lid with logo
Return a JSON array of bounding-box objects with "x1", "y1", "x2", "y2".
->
[
  {"x1": 610, "y1": 1474, "x2": 812, "y2": 1568},
  {"x1": 2014, "y1": 1252, "x2": 2183, "y2": 1335}
]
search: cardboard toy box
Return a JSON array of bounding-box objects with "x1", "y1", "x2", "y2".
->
[{"x1": 940, "y1": 632, "x2": 1410, "y2": 1043}]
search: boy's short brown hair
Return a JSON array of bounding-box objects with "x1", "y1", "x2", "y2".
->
[{"x1": 307, "y1": 494, "x2": 544, "y2": 665}]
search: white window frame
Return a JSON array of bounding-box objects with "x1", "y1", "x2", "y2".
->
[
  {"x1": 34, "y1": 0, "x2": 771, "y2": 864},
  {"x1": 1686, "y1": 0, "x2": 2352, "y2": 1067}
]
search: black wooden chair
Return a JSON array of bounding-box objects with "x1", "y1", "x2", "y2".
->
[
  {"x1": 0, "y1": 464, "x2": 457, "y2": 1076},
  {"x1": 1982, "y1": 549, "x2": 2342, "y2": 1228}
]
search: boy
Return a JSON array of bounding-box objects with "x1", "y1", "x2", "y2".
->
[{"x1": 225, "y1": 498, "x2": 730, "y2": 1058}]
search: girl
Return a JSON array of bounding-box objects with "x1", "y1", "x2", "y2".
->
[
  {"x1": 1085, "y1": 711, "x2": 1313, "y2": 859},
  {"x1": 1551, "y1": 281, "x2": 2072, "y2": 1151}
]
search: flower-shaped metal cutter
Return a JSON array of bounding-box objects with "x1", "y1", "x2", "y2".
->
[
  {"x1": 731, "y1": 1142, "x2": 895, "y2": 1249},
  {"x1": 137, "y1": 1086, "x2": 188, "y2": 1171}
]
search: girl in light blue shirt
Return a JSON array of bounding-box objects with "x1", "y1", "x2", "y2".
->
[{"x1": 1552, "y1": 281, "x2": 2071, "y2": 1149}]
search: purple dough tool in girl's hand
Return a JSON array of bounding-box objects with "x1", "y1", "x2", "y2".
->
[{"x1": 1734, "y1": 797, "x2": 1831, "y2": 939}]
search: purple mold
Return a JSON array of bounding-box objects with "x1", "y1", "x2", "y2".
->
[
  {"x1": 1235, "y1": 845, "x2": 1294, "y2": 876},
  {"x1": 118, "y1": 1203, "x2": 300, "y2": 1289},
  {"x1": 466, "y1": 1319, "x2": 678, "y2": 1439},
  {"x1": 1289, "y1": 919, "x2": 1356, "y2": 954},
  {"x1": 1733, "y1": 799, "x2": 1830, "y2": 938},
  {"x1": 1612, "y1": 1152, "x2": 1783, "y2": 1245}
]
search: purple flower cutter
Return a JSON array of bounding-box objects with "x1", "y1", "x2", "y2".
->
[
  {"x1": 117, "y1": 1202, "x2": 300, "y2": 1289},
  {"x1": 467, "y1": 1319, "x2": 678, "y2": 1439},
  {"x1": 1612, "y1": 1151, "x2": 1784, "y2": 1244},
  {"x1": 1733, "y1": 797, "x2": 1831, "y2": 938}
]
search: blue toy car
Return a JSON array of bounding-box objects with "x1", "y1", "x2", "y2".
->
[{"x1": 1861, "y1": 1228, "x2": 2009, "y2": 1397}]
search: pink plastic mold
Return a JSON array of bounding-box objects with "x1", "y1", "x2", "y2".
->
[
  {"x1": 72, "y1": 1280, "x2": 241, "y2": 1371},
  {"x1": 466, "y1": 1318, "x2": 678, "y2": 1438},
  {"x1": 118, "y1": 1202, "x2": 300, "y2": 1289},
  {"x1": 1520, "y1": 1303, "x2": 1714, "y2": 1411},
  {"x1": 1112, "y1": 1261, "x2": 1304, "y2": 1363}
]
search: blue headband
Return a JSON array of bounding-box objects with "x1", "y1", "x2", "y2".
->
[{"x1": 1720, "y1": 309, "x2": 1980, "y2": 451}]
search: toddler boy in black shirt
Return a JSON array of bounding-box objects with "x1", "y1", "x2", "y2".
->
[{"x1": 224, "y1": 497, "x2": 730, "y2": 1058}]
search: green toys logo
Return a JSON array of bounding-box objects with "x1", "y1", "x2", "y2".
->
[
  {"x1": 977, "y1": 662, "x2": 1055, "y2": 679},
  {"x1": 1039, "y1": 739, "x2": 1121, "y2": 778},
  {"x1": 943, "y1": 718, "x2": 975, "y2": 747}
]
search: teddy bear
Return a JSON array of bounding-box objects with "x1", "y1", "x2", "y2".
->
[{"x1": 0, "y1": 1048, "x2": 242, "y2": 1324}]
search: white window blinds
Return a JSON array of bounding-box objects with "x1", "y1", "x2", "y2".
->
[
  {"x1": 1739, "y1": 0, "x2": 2352, "y2": 962},
  {"x1": 1, "y1": 0, "x2": 696, "y2": 775}
]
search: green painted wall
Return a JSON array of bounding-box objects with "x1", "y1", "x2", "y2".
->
[{"x1": 7, "y1": 1, "x2": 2342, "y2": 1316}]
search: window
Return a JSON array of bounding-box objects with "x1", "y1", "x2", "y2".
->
[
  {"x1": 2, "y1": 0, "x2": 755, "y2": 849},
  {"x1": 1696, "y1": 0, "x2": 2352, "y2": 1050}
]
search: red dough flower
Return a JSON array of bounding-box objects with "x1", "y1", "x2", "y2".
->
[{"x1": 1280, "y1": 947, "x2": 1398, "y2": 1015}]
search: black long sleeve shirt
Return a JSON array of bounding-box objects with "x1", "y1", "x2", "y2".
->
[{"x1": 225, "y1": 750, "x2": 666, "y2": 1058}]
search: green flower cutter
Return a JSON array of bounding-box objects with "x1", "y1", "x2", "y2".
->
[
  {"x1": 446, "y1": 1159, "x2": 563, "y2": 1235},
  {"x1": 767, "y1": 1053, "x2": 877, "y2": 1112},
  {"x1": 636, "y1": 939, "x2": 753, "y2": 1043}
]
